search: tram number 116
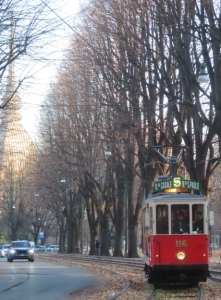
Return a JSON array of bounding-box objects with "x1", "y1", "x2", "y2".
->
[{"x1": 175, "y1": 240, "x2": 187, "y2": 247}]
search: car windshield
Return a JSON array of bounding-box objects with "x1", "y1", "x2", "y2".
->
[{"x1": 11, "y1": 242, "x2": 30, "y2": 248}]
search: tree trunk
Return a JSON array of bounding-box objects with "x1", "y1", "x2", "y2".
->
[
  {"x1": 74, "y1": 218, "x2": 81, "y2": 254},
  {"x1": 67, "y1": 219, "x2": 74, "y2": 253},
  {"x1": 89, "y1": 227, "x2": 97, "y2": 255},
  {"x1": 128, "y1": 220, "x2": 139, "y2": 258},
  {"x1": 59, "y1": 216, "x2": 66, "y2": 253},
  {"x1": 100, "y1": 216, "x2": 110, "y2": 256},
  {"x1": 113, "y1": 224, "x2": 123, "y2": 257}
]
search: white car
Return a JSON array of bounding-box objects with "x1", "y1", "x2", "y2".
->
[
  {"x1": 46, "y1": 245, "x2": 59, "y2": 252},
  {"x1": 1, "y1": 244, "x2": 10, "y2": 257}
]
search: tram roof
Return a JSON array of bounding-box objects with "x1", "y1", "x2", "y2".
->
[{"x1": 146, "y1": 192, "x2": 207, "y2": 202}]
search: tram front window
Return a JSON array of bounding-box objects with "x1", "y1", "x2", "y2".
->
[
  {"x1": 172, "y1": 204, "x2": 189, "y2": 234},
  {"x1": 156, "y1": 205, "x2": 168, "y2": 234},
  {"x1": 192, "y1": 204, "x2": 204, "y2": 233}
]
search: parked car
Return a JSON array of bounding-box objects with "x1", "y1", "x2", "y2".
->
[
  {"x1": 46, "y1": 245, "x2": 59, "y2": 252},
  {"x1": 83, "y1": 246, "x2": 90, "y2": 253},
  {"x1": 34, "y1": 245, "x2": 45, "y2": 252},
  {"x1": 211, "y1": 243, "x2": 218, "y2": 249},
  {"x1": 1, "y1": 244, "x2": 10, "y2": 258},
  {"x1": 7, "y1": 240, "x2": 34, "y2": 262}
]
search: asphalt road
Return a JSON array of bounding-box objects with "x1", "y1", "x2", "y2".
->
[{"x1": 0, "y1": 256, "x2": 100, "y2": 300}]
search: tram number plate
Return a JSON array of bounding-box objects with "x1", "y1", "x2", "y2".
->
[{"x1": 175, "y1": 240, "x2": 187, "y2": 247}]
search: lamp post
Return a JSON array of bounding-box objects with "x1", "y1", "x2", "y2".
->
[
  {"x1": 98, "y1": 165, "x2": 102, "y2": 255},
  {"x1": 105, "y1": 147, "x2": 112, "y2": 255},
  {"x1": 60, "y1": 175, "x2": 67, "y2": 253},
  {"x1": 81, "y1": 196, "x2": 83, "y2": 254}
]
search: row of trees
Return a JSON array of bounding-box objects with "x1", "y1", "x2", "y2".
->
[{"x1": 34, "y1": 0, "x2": 221, "y2": 257}]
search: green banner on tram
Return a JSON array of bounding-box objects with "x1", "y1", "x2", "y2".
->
[{"x1": 153, "y1": 175, "x2": 201, "y2": 193}]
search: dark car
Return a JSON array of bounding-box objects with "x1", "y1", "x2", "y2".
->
[{"x1": 7, "y1": 240, "x2": 34, "y2": 262}]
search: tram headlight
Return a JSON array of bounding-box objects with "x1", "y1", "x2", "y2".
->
[{"x1": 176, "y1": 251, "x2": 186, "y2": 260}]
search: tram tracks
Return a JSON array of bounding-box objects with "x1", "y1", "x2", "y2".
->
[
  {"x1": 62, "y1": 253, "x2": 144, "y2": 270},
  {"x1": 209, "y1": 270, "x2": 221, "y2": 281},
  {"x1": 145, "y1": 285, "x2": 203, "y2": 300}
]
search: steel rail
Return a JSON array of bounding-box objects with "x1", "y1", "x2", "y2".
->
[
  {"x1": 197, "y1": 285, "x2": 203, "y2": 300},
  {"x1": 209, "y1": 270, "x2": 221, "y2": 281},
  {"x1": 146, "y1": 284, "x2": 203, "y2": 300},
  {"x1": 44, "y1": 253, "x2": 144, "y2": 270},
  {"x1": 144, "y1": 284, "x2": 155, "y2": 300}
]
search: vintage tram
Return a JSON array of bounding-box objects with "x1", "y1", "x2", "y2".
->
[{"x1": 142, "y1": 175, "x2": 211, "y2": 285}]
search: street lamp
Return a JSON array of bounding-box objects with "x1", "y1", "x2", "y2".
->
[
  {"x1": 60, "y1": 175, "x2": 67, "y2": 253},
  {"x1": 198, "y1": 63, "x2": 209, "y2": 83},
  {"x1": 105, "y1": 147, "x2": 111, "y2": 156},
  {"x1": 81, "y1": 196, "x2": 83, "y2": 254},
  {"x1": 60, "y1": 175, "x2": 66, "y2": 183}
]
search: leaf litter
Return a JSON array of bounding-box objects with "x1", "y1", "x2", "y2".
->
[{"x1": 38, "y1": 253, "x2": 221, "y2": 300}]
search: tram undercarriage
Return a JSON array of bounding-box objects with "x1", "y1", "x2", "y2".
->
[{"x1": 145, "y1": 263, "x2": 210, "y2": 284}]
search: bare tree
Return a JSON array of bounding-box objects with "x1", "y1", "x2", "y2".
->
[{"x1": 36, "y1": 0, "x2": 221, "y2": 258}]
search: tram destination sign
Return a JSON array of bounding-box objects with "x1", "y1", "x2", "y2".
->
[{"x1": 153, "y1": 175, "x2": 201, "y2": 193}]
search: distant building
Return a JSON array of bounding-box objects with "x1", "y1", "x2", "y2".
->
[
  {"x1": 0, "y1": 34, "x2": 37, "y2": 240},
  {"x1": 0, "y1": 59, "x2": 36, "y2": 174}
]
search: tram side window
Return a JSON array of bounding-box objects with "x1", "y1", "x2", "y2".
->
[
  {"x1": 149, "y1": 207, "x2": 153, "y2": 234},
  {"x1": 156, "y1": 205, "x2": 168, "y2": 234},
  {"x1": 192, "y1": 204, "x2": 204, "y2": 233},
  {"x1": 172, "y1": 204, "x2": 189, "y2": 234}
]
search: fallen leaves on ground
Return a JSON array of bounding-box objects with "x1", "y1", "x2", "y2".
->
[{"x1": 37, "y1": 253, "x2": 221, "y2": 300}]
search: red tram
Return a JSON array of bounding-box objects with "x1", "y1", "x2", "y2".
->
[{"x1": 142, "y1": 175, "x2": 210, "y2": 285}]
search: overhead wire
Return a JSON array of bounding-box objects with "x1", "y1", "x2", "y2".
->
[{"x1": 40, "y1": 0, "x2": 104, "y2": 58}]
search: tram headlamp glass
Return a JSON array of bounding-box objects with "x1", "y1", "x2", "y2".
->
[{"x1": 176, "y1": 251, "x2": 186, "y2": 260}]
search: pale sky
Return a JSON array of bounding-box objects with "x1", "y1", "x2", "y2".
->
[{"x1": 20, "y1": 0, "x2": 84, "y2": 141}]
